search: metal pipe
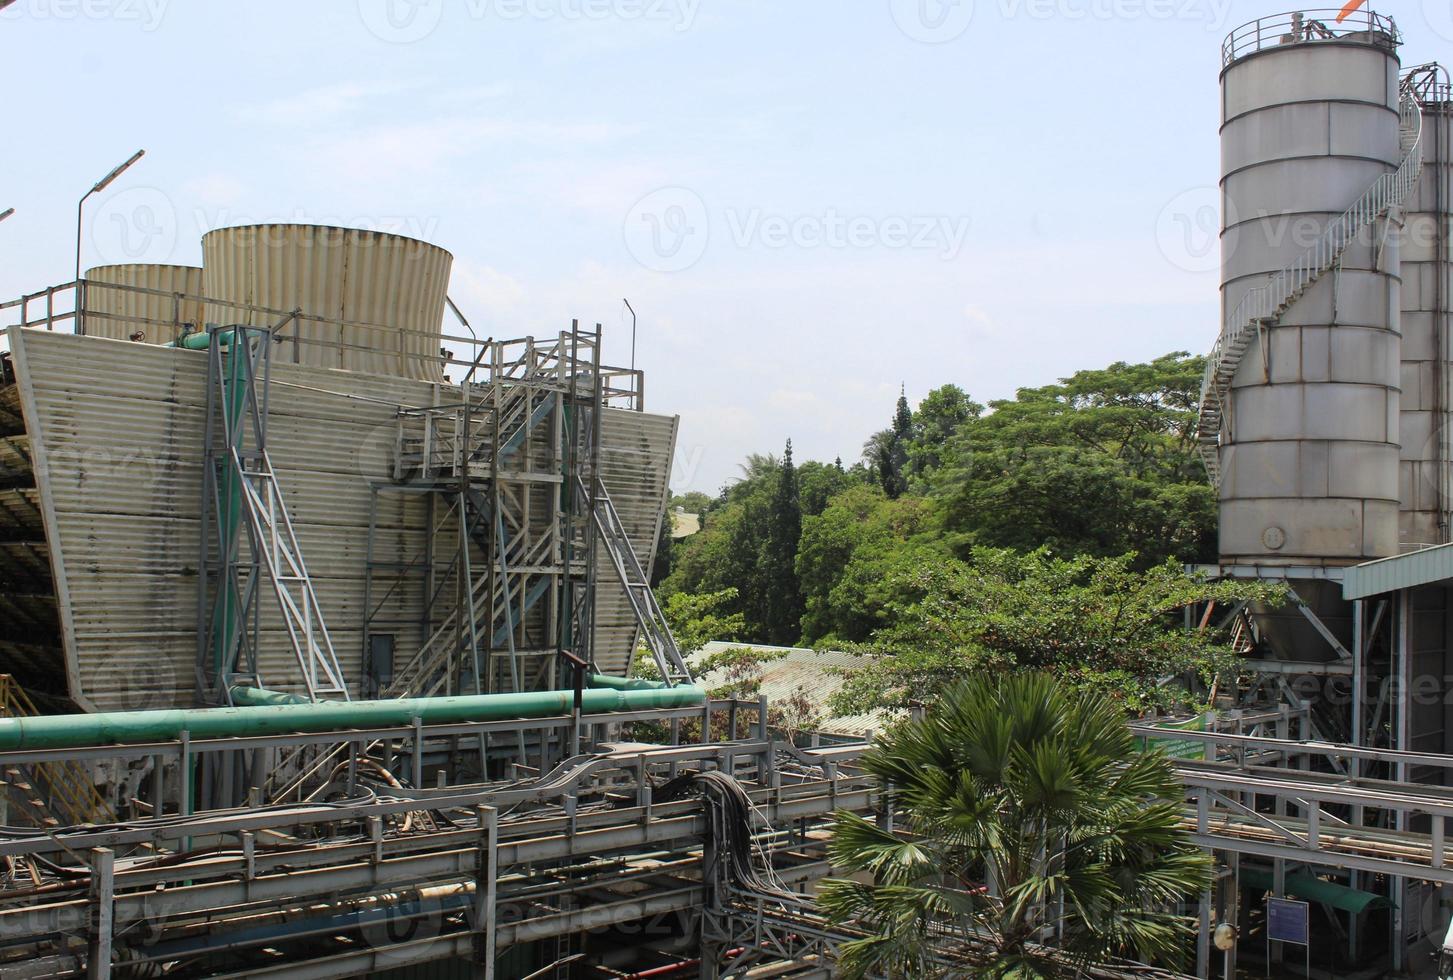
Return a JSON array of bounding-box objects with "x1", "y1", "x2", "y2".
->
[{"x1": 0, "y1": 684, "x2": 705, "y2": 751}]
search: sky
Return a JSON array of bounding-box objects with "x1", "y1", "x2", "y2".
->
[{"x1": 3, "y1": 1, "x2": 1451, "y2": 493}]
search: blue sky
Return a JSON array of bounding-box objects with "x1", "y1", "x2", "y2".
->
[{"x1": 3, "y1": 1, "x2": 1450, "y2": 491}]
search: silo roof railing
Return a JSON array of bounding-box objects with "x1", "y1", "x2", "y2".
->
[{"x1": 1222, "y1": 9, "x2": 1400, "y2": 66}]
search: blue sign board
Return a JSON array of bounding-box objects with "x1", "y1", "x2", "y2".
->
[{"x1": 1267, "y1": 897, "x2": 1310, "y2": 945}]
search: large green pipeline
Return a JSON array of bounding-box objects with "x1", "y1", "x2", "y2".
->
[
  {"x1": 228, "y1": 674, "x2": 672, "y2": 706},
  {"x1": 0, "y1": 684, "x2": 704, "y2": 751}
]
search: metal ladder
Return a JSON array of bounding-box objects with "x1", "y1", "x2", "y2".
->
[
  {"x1": 1196, "y1": 82, "x2": 1426, "y2": 486},
  {"x1": 587, "y1": 479, "x2": 694, "y2": 687}
]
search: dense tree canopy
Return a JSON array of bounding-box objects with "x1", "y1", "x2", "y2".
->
[{"x1": 662, "y1": 351, "x2": 1220, "y2": 654}]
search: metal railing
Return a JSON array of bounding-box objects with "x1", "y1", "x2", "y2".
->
[
  {"x1": 1196, "y1": 81, "x2": 1425, "y2": 484},
  {"x1": 1222, "y1": 8, "x2": 1400, "y2": 66},
  {"x1": 0, "y1": 278, "x2": 645, "y2": 410},
  {"x1": 0, "y1": 675, "x2": 109, "y2": 827}
]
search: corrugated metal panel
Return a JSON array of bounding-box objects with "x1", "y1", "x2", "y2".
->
[
  {"x1": 1342, "y1": 542, "x2": 1453, "y2": 598},
  {"x1": 6, "y1": 328, "x2": 676, "y2": 709},
  {"x1": 695, "y1": 641, "x2": 892, "y2": 736},
  {"x1": 594, "y1": 410, "x2": 677, "y2": 676},
  {"x1": 81, "y1": 264, "x2": 204, "y2": 343},
  {"x1": 202, "y1": 225, "x2": 452, "y2": 382}
]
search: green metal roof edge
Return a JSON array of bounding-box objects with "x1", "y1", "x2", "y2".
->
[
  {"x1": 1342, "y1": 542, "x2": 1453, "y2": 600},
  {"x1": 1239, "y1": 868, "x2": 1390, "y2": 915}
]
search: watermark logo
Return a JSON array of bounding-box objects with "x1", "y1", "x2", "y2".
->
[
  {"x1": 725, "y1": 208, "x2": 971, "y2": 258},
  {"x1": 83, "y1": 653, "x2": 179, "y2": 712},
  {"x1": 358, "y1": 0, "x2": 701, "y2": 42},
  {"x1": 358, "y1": 0, "x2": 445, "y2": 42},
  {"x1": 891, "y1": 0, "x2": 1235, "y2": 42},
  {"x1": 90, "y1": 186, "x2": 178, "y2": 266},
  {"x1": 0, "y1": 0, "x2": 170, "y2": 30},
  {"x1": 624, "y1": 187, "x2": 711, "y2": 273},
  {"x1": 1155, "y1": 185, "x2": 1222, "y2": 274},
  {"x1": 1421, "y1": 0, "x2": 1453, "y2": 42},
  {"x1": 891, "y1": 0, "x2": 975, "y2": 42},
  {"x1": 625, "y1": 189, "x2": 972, "y2": 272}
]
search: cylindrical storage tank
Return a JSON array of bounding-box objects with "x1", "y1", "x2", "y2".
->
[
  {"x1": 201, "y1": 224, "x2": 453, "y2": 381},
  {"x1": 1399, "y1": 77, "x2": 1453, "y2": 549},
  {"x1": 1218, "y1": 15, "x2": 1404, "y2": 565},
  {"x1": 80, "y1": 264, "x2": 204, "y2": 343}
]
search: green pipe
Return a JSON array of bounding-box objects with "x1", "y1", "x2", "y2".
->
[
  {"x1": 231, "y1": 674, "x2": 669, "y2": 706},
  {"x1": 165, "y1": 329, "x2": 236, "y2": 350},
  {"x1": 0, "y1": 685, "x2": 706, "y2": 751},
  {"x1": 585, "y1": 675, "x2": 673, "y2": 692}
]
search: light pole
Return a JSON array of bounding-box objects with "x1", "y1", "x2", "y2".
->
[
  {"x1": 622, "y1": 298, "x2": 637, "y2": 375},
  {"x1": 75, "y1": 148, "x2": 145, "y2": 283}
]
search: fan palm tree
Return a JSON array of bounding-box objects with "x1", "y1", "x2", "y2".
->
[{"x1": 818, "y1": 672, "x2": 1209, "y2": 979}]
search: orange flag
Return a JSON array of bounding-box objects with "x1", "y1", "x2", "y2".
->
[{"x1": 1336, "y1": 0, "x2": 1367, "y2": 22}]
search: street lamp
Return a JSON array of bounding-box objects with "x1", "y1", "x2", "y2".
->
[
  {"x1": 75, "y1": 148, "x2": 145, "y2": 283},
  {"x1": 622, "y1": 298, "x2": 637, "y2": 375}
]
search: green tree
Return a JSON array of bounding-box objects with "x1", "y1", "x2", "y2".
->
[
  {"x1": 796, "y1": 484, "x2": 943, "y2": 644},
  {"x1": 819, "y1": 673, "x2": 1211, "y2": 979},
  {"x1": 832, "y1": 547, "x2": 1280, "y2": 715},
  {"x1": 867, "y1": 387, "x2": 914, "y2": 500},
  {"x1": 932, "y1": 353, "x2": 1214, "y2": 565},
  {"x1": 798, "y1": 458, "x2": 856, "y2": 517},
  {"x1": 662, "y1": 588, "x2": 746, "y2": 654},
  {"x1": 762, "y1": 439, "x2": 805, "y2": 644},
  {"x1": 908, "y1": 383, "x2": 980, "y2": 482}
]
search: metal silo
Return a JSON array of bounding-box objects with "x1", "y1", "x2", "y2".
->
[
  {"x1": 1213, "y1": 10, "x2": 1410, "y2": 565},
  {"x1": 200, "y1": 224, "x2": 453, "y2": 382},
  {"x1": 1398, "y1": 65, "x2": 1453, "y2": 550},
  {"x1": 81, "y1": 263, "x2": 204, "y2": 343}
]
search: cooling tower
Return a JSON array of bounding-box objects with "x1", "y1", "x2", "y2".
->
[
  {"x1": 201, "y1": 224, "x2": 453, "y2": 382},
  {"x1": 81, "y1": 264, "x2": 204, "y2": 343}
]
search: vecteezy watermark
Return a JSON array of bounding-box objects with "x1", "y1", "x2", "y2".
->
[
  {"x1": 1155, "y1": 185, "x2": 1222, "y2": 274},
  {"x1": 889, "y1": 0, "x2": 1233, "y2": 43},
  {"x1": 357, "y1": 0, "x2": 701, "y2": 43},
  {"x1": 1156, "y1": 182, "x2": 1453, "y2": 274},
  {"x1": 0, "y1": 0, "x2": 169, "y2": 29},
  {"x1": 624, "y1": 188, "x2": 972, "y2": 272},
  {"x1": 1421, "y1": 0, "x2": 1453, "y2": 43},
  {"x1": 89, "y1": 186, "x2": 179, "y2": 267},
  {"x1": 623, "y1": 187, "x2": 711, "y2": 273},
  {"x1": 890, "y1": 0, "x2": 976, "y2": 43}
]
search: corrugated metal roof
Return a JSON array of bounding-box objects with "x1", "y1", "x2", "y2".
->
[
  {"x1": 1342, "y1": 542, "x2": 1453, "y2": 598},
  {"x1": 594, "y1": 409, "x2": 677, "y2": 676},
  {"x1": 694, "y1": 641, "x2": 893, "y2": 736}
]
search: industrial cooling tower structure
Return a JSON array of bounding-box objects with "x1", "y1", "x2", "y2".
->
[
  {"x1": 80, "y1": 263, "x2": 205, "y2": 343},
  {"x1": 201, "y1": 224, "x2": 453, "y2": 382},
  {"x1": 0, "y1": 224, "x2": 677, "y2": 712}
]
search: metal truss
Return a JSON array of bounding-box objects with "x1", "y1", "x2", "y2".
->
[
  {"x1": 198, "y1": 322, "x2": 348, "y2": 705},
  {"x1": 374, "y1": 325, "x2": 602, "y2": 705}
]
